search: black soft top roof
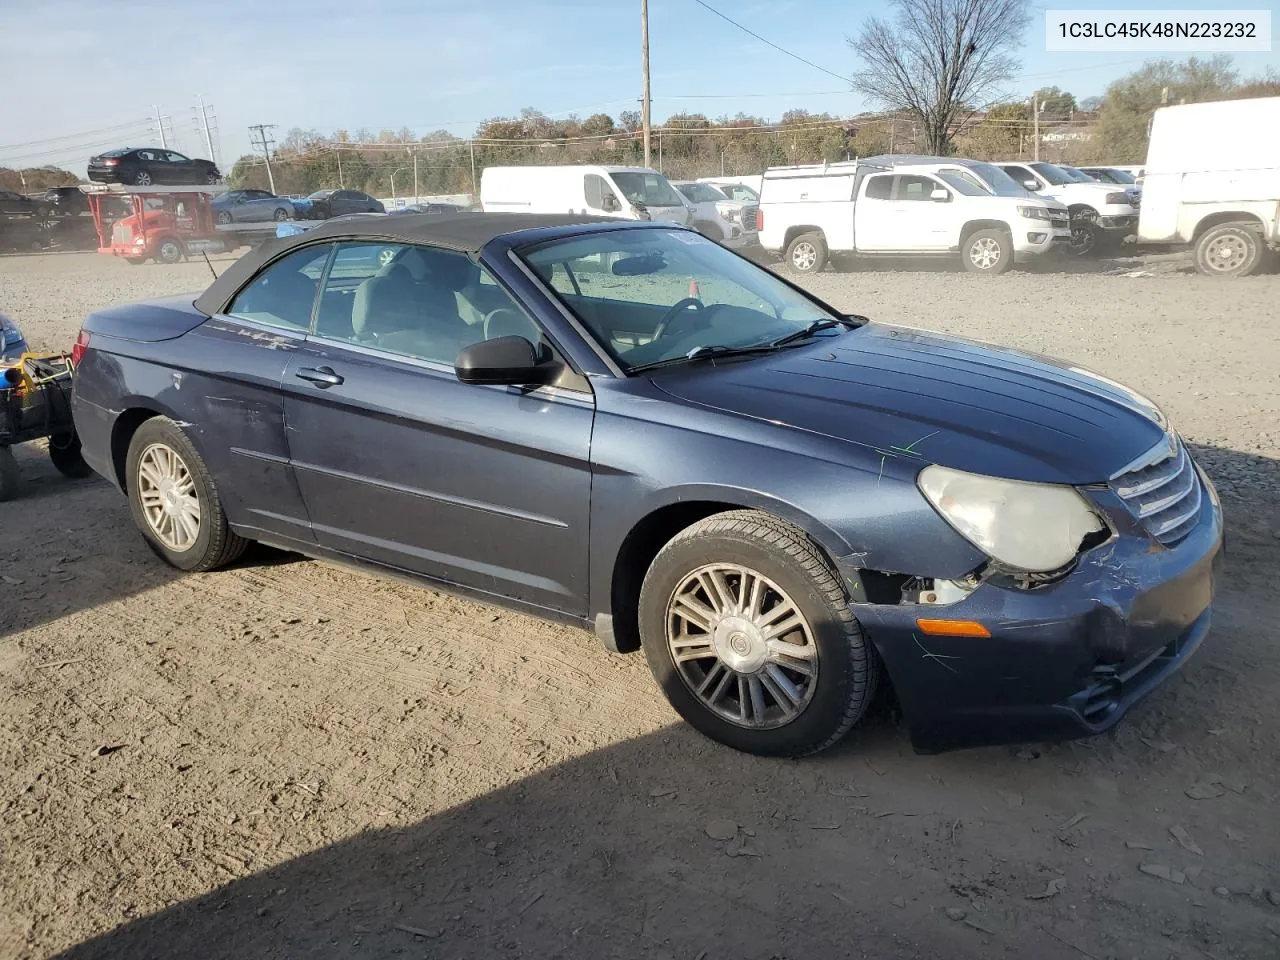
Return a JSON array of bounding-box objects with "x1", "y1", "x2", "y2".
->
[{"x1": 194, "y1": 212, "x2": 629, "y2": 316}]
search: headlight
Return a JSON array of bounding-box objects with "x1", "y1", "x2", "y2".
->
[
  {"x1": 918, "y1": 465, "x2": 1104, "y2": 573},
  {"x1": 1105, "y1": 192, "x2": 1130, "y2": 205},
  {"x1": 1017, "y1": 205, "x2": 1050, "y2": 220},
  {"x1": 715, "y1": 202, "x2": 741, "y2": 222}
]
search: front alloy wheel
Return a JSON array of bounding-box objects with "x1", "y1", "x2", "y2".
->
[
  {"x1": 666, "y1": 563, "x2": 818, "y2": 729},
  {"x1": 639, "y1": 510, "x2": 878, "y2": 757}
]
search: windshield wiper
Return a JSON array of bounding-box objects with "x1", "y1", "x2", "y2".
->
[
  {"x1": 771, "y1": 317, "x2": 850, "y2": 347},
  {"x1": 629, "y1": 343, "x2": 780, "y2": 374}
]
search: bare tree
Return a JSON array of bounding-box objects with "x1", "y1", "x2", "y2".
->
[{"x1": 849, "y1": 0, "x2": 1031, "y2": 155}]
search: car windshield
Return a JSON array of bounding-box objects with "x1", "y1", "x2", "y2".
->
[
  {"x1": 1096, "y1": 168, "x2": 1136, "y2": 184},
  {"x1": 520, "y1": 227, "x2": 847, "y2": 372},
  {"x1": 610, "y1": 172, "x2": 684, "y2": 208},
  {"x1": 965, "y1": 162, "x2": 1029, "y2": 196},
  {"x1": 935, "y1": 170, "x2": 989, "y2": 196},
  {"x1": 1028, "y1": 162, "x2": 1076, "y2": 185},
  {"x1": 1055, "y1": 166, "x2": 1094, "y2": 183},
  {"x1": 678, "y1": 183, "x2": 727, "y2": 203}
]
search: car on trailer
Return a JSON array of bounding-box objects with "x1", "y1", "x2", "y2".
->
[{"x1": 88, "y1": 148, "x2": 222, "y2": 187}]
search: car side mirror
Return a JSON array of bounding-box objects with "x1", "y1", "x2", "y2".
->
[
  {"x1": 930, "y1": 188, "x2": 950, "y2": 202},
  {"x1": 455, "y1": 336, "x2": 558, "y2": 386},
  {"x1": 601, "y1": 195, "x2": 621, "y2": 212},
  {"x1": 1023, "y1": 179, "x2": 1040, "y2": 191}
]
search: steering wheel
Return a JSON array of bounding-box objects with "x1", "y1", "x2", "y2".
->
[{"x1": 652, "y1": 297, "x2": 707, "y2": 341}]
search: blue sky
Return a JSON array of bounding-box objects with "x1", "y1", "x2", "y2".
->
[{"x1": 1, "y1": 0, "x2": 1276, "y2": 174}]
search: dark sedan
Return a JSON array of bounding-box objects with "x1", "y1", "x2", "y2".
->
[
  {"x1": 307, "y1": 188, "x2": 384, "y2": 219},
  {"x1": 69, "y1": 214, "x2": 1223, "y2": 757},
  {"x1": 88, "y1": 148, "x2": 221, "y2": 186}
]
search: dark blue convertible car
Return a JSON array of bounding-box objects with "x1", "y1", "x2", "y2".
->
[{"x1": 70, "y1": 213, "x2": 1223, "y2": 756}]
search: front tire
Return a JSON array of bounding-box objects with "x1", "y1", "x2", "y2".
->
[
  {"x1": 785, "y1": 232, "x2": 828, "y2": 273},
  {"x1": 155, "y1": 238, "x2": 184, "y2": 264},
  {"x1": 125, "y1": 417, "x2": 248, "y2": 572},
  {"x1": 1194, "y1": 222, "x2": 1264, "y2": 277},
  {"x1": 638, "y1": 510, "x2": 878, "y2": 757},
  {"x1": 962, "y1": 228, "x2": 1012, "y2": 274}
]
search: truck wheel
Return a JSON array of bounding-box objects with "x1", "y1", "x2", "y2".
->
[
  {"x1": 962, "y1": 229, "x2": 1012, "y2": 274},
  {"x1": 1194, "y1": 223, "x2": 1264, "y2": 277},
  {"x1": 0, "y1": 447, "x2": 20, "y2": 502},
  {"x1": 126, "y1": 417, "x2": 249, "y2": 572},
  {"x1": 638, "y1": 510, "x2": 879, "y2": 757},
  {"x1": 155, "y1": 238, "x2": 185, "y2": 264},
  {"x1": 48, "y1": 433, "x2": 92, "y2": 478},
  {"x1": 785, "y1": 232, "x2": 827, "y2": 273}
]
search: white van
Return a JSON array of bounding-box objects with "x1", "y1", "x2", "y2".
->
[
  {"x1": 1138, "y1": 96, "x2": 1280, "y2": 276},
  {"x1": 479, "y1": 165, "x2": 693, "y2": 226},
  {"x1": 757, "y1": 156, "x2": 1070, "y2": 274}
]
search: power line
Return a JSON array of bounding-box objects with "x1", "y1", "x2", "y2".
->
[
  {"x1": 688, "y1": 0, "x2": 851, "y2": 84},
  {"x1": 0, "y1": 119, "x2": 152, "y2": 153}
]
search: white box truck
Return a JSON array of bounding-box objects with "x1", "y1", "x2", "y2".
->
[
  {"x1": 757, "y1": 156, "x2": 1070, "y2": 275},
  {"x1": 1138, "y1": 96, "x2": 1280, "y2": 277},
  {"x1": 479, "y1": 165, "x2": 693, "y2": 226}
]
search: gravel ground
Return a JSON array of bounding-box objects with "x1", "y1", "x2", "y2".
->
[{"x1": 2, "y1": 250, "x2": 1279, "y2": 960}]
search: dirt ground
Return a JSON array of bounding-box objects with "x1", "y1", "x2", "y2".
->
[{"x1": 2, "y1": 249, "x2": 1279, "y2": 960}]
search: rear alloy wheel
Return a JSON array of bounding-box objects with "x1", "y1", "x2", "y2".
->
[
  {"x1": 785, "y1": 232, "x2": 828, "y2": 273},
  {"x1": 639, "y1": 510, "x2": 878, "y2": 757},
  {"x1": 1195, "y1": 223, "x2": 1264, "y2": 277},
  {"x1": 126, "y1": 417, "x2": 248, "y2": 571},
  {"x1": 963, "y1": 229, "x2": 1012, "y2": 274},
  {"x1": 216, "y1": 210, "x2": 233, "y2": 225},
  {"x1": 273, "y1": 207, "x2": 292, "y2": 221},
  {"x1": 133, "y1": 170, "x2": 153, "y2": 187}
]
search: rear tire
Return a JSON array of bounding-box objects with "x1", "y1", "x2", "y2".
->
[
  {"x1": 273, "y1": 207, "x2": 291, "y2": 222},
  {"x1": 785, "y1": 232, "x2": 828, "y2": 273},
  {"x1": 133, "y1": 170, "x2": 153, "y2": 187},
  {"x1": 125, "y1": 417, "x2": 248, "y2": 572},
  {"x1": 638, "y1": 510, "x2": 878, "y2": 757},
  {"x1": 962, "y1": 228, "x2": 1013, "y2": 274},
  {"x1": 48, "y1": 433, "x2": 92, "y2": 478},
  {"x1": 216, "y1": 210, "x2": 233, "y2": 225},
  {"x1": 0, "y1": 446, "x2": 20, "y2": 502},
  {"x1": 1194, "y1": 222, "x2": 1264, "y2": 277}
]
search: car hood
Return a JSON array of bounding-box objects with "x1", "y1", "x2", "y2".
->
[{"x1": 649, "y1": 323, "x2": 1168, "y2": 485}]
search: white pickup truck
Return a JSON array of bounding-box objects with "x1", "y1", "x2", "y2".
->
[
  {"x1": 995, "y1": 161, "x2": 1139, "y2": 253},
  {"x1": 757, "y1": 157, "x2": 1070, "y2": 274}
]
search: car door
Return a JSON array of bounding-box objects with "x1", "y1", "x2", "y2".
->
[
  {"x1": 163, "y1": 151, "x2": 198, "y2": 182},
  {"x1": 187, "y1": 242, "x2": 336, "y2": 544},
  {"x1": 889, "y1": 174, "x2": 954, "y2": 250},
  {"x1": 851, "y1": 173, "x2": 897, "y2": 250},
  {"x1": 281, "y1": 239, "x2": 595, "y2": 616}
]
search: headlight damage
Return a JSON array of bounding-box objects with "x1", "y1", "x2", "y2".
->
[{"x1": 918, "y1": 465, "x2": 1105, "y2": 574}]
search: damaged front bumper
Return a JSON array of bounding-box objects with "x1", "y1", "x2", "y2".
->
[{"x1": 848, "y1": 476, "x2": 1224, "y2": 754}]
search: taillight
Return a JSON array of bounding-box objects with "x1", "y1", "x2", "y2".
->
[
  {"x1": 756, "y1": 208, "x2": 764, "y2": 231},
  {"x1": 71, "y1": 330, "x2": 90, "y2": 366},
  {"x1": 104, "y1": 158, "x2": 119, "y2": 166}
]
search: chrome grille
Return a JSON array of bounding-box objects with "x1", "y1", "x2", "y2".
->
[
  {"x1": 742, "y1": 204, "x2": 759, "y2": 232},
  {"x1": 1110, "y1": 436, "x2": 1202, "y2": 545}
]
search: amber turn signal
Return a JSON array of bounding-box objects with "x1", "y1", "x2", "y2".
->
[{"x1": 915, "y1": 619, "x2": 991, "y2": 638}]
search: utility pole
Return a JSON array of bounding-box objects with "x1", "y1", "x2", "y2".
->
[
  {"x1": 641, "y1": 0, "x2": 651, "y2": 168},
  {"x1": 409, "y1": 147, "x2": 418, "y2": 201},
  {"x1": 153, "y1": 105, "x2": 169, "y2": 148},
  {"x1": 249, "y1": 124, "x2": 277, "y2": 193},
  {"x1": 195, "y1": 95, "x2": 216, "y2": 161},
  {"x1": 336, "y1": 145, "x2": 344, "y2": 187},
  {"x1": 469, "y1": 139, "x2": 477, "y2": 197},
  {"x1": 1033, "y1": 96, "x2": 1040, "y2": 162}
]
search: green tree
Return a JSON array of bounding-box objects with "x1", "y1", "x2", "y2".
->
[{"x1": 1093, "y1": 56, "x2": 1238, "y2": 161}]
